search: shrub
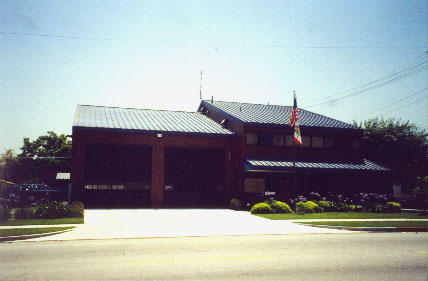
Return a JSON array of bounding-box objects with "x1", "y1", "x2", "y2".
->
[
  {"x1": 318, "y1": 201, "x2": 330, "y2": 212},
  {"x1": 365, "y1": 203, "x2": 384, "y2": 213},
  {"x1": 296, "y1": 201, "x2": 320, "y2": 213},
  {"x1": 270, "y1": 201, "x2": 293, "y2": 213},
  {"x1": 329, "y1": 201, "x2": 350, "y2": 212},
  {"x1": 251, "y1": 203, "x2": 274, "y2": 214},
  {"x1": 230, "y1": 198, "x2": 242, "y2": 210},
  {"x1": 67, "y1": 201, "x2": 84, "y2": 218},
  {"x1": 15, "y1": 208, "x2": 31, "y2": 219},
  {"x1": 348, "y1": 205, "x2": 356, "y2": 211},
  {"x1": 386, "y1": 202, "x2": 401, "y2": 213},
  {"x1": 29, "y1": 201, "x2": 84, "y2": 219},
  {"x1": 0, "y1": 205, "x2": 11, "y2": 222}
]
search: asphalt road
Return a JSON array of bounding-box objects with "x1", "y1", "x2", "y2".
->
[{"x1": 1, "y1": 233, "x2": 427, "y2": 280}]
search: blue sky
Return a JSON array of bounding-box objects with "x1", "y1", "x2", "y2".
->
[{"x1": 1, "y1": 0, "x2": 427, "y2": 153}]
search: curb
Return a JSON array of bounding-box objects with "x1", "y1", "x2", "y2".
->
[
  {"x1": 300, "y1": 224, "x2": 428, "y2": 232},
  {"x1": 0, "y1": 228, "x2": 75, "y2": 242}
]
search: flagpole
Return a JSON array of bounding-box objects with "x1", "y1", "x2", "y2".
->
[{"x1": 293, "y1": 131, "x2": 296, "y2": 212}]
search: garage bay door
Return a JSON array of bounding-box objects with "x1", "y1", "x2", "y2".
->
[{"x1": 164, "y1": 148, "x2": 225, "y2": 207}]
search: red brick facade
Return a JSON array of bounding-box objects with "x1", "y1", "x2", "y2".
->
[{"x1": 71, "y1": 128, "x2": 233, "y2": 207}]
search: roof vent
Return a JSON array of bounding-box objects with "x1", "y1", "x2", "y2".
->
[
  {"x1": 239, "y1": 106, "x2": 242, "y2": 112},
  {"x1": 211, "y1": 96, "x2": 214, "y2": 103}
]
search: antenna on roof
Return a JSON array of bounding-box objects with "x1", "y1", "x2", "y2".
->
[{"x1": 199, "y1": 69, "x2": 203, "y2": 100}]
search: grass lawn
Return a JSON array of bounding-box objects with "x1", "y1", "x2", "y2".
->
[
  {"x1": 0, "y1": 217, "x2": 84, "y2": 226},
  {"x1": 254, "y1": 212, "x2": 425, "y2": 220},
  {"x1": 298, "y1": 221, "x2": 428, "y2": 228},
  {"x1": 0, "y1": 227, "x2": 75, "y2": 237}
]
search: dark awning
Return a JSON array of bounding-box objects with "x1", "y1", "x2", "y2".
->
[{"x1": 244, "y1": 158, "x2": 389, "y2": 173}]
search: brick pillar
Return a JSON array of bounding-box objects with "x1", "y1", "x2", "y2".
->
[
  {"x1": 71, "y1": 142, "x2": 85, "y2": 202},
  {"x1": 151, "y1": 144, "x2": 165, "y2": 208}
]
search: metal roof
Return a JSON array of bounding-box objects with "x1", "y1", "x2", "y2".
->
[
  {"x1": 73, "y1": 105, "x2": 234, "y2": 136},
  {"x1": 201, "y1": 100, "x2": 358, "y2": 129},
  {"x1": 245, "y1": 158, "x2": 389, "y2": 173}
]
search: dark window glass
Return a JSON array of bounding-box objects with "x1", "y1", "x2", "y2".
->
[{"x1": 258, "y1": 133, "x2": 273, "y2": 146}]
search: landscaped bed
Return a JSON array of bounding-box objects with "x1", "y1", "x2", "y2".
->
[
  {"x1": 296, "y1": 221, "x2": 428, "y2": 228},
  {"x1": 254, "y1": 212, "x2": 425, "y2": 220},
  {"x1": 0, "y1": 217, "x2": 83, "y2": 226},
  {"x1": 0, "y1": 226, "x2": 75, "y2": 237}
]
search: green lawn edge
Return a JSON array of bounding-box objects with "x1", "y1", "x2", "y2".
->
[
  {"x1": 0, "y1": 226, "x2": 75, "y2": 237},
  {"x1": 254, "y1": 212, "x2": 425, "y2": 220},
  {"x1": 0, "y1": 217, "x2": 84, "y2": 226},
  {"x1": 297, "y1": 221, "x2": 428, "y2": 227}
]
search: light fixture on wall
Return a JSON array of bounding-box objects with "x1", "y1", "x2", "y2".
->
[{"x1": 157, "y1": 134, "x2": 163, "y2": 138}]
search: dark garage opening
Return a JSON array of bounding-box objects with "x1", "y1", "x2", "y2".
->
[
  {"x1": 164, "y1": 148, "x2": 225, "y2": 207},
  {"x1": 84, "y1": 145, "x2": 151, "y2": 208}
]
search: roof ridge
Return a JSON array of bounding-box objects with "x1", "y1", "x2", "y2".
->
[
  {"x1": 77, "y1": 104, "x2": 198, "y2": 114},
  {"x1": 206, "y1": 100, "x2": 291, "y2": 108}
]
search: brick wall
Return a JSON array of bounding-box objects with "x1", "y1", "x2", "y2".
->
[{"x1": 71, "y1": 128, "x2": 233, "y2": 207}]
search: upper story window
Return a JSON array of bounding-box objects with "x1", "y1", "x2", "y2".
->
[
  {"x1": 301, "y1": 136, "x2": 311, "y2": 147},
  {"x1": 325, "y1": 137, "x2": 334, "y2": 148},
  {"x1": 246, "y1": 133, "x2": 257, "y2": 145},
  {"x1": 273, "y1": 135, "x2": 285, "y2": 146},
  {"x1": 286, "y1": 135, "x2": 294, "y2": 147},
  {"x1": 312, "y1": 136, "x2": 324, "y2": 148},
  {"x1": 258, "y1": 133, "x2": 273, "y2": 146}
]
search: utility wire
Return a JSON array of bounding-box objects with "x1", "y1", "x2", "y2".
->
[
  {"x1": 370, "y1": 95, "x2": 427, "y2": 117},
  {"x1": 312, "y1": 62, "x2": 427, "y2": 112},
  {"x1": 356, "y1": 87, "x2": 428, "y2": 119},
  {"x1": 302, "y1": 52, "x2": 428, "y2": 108},
  {"x1": 321, "y1": 64, "x2": 428, "y2": 113},
  {"x1": 1, "y1": 31, "x2": 428, "y2": 49}
]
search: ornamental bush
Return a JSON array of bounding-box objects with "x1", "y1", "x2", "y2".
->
[
  {"x1": 317, "y1": 201, "x2": 330, "y2": 212},
  {"x1": 15, "y1": 208, "x2": 31, "y2": 219},
  {"x1": 270, "y1": 201, "x2": 293, "y2": 213},
  {"x1": 250, "y1": 203, "x2": 274, "y2": 214},
  {"x1": 296, "y1": 201, "x2": 320, "y2": 213},
  {"x1": 0, "y1": 206, "x2": 11, "y2": 222},
  {"x1": 230, "y1": 198, "x2": 242, "y2": 210},
  {"x1": 29, "y1": 201, "x2": 85, "y2": 219},
  {"x1": 66, "y1": 201, "x2": 85, "y2": 218},
  {"x1": 386, "y1": 202, "x2": 401, "y2": 213}
]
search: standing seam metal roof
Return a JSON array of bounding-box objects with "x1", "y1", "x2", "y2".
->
[
  {"x1": 73, "y1": 105, "x2": 233, "y2": 136},
  {"x1": 245, "y1": 158, "x2": 389, "y2": 172},
  {"x1": 201, "y1": 100, "x2": 358, "y2": 129}
]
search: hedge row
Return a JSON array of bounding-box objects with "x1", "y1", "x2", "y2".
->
[
  {"x1": 250, "y1": 200, "x2": 293, "y2": 214},
  {"x1": 0, "y1": 201, "x2": 84, "y2": 222}
]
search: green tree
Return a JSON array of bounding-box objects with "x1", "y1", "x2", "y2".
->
[
  {"x1": 18, "y1": 131, "x2": 72, "y2": 184},
  {"x1": 354, "y1": 118, "x2": 428, "y2": 192},
  {"x1": 0, "y1": 149, "x2": 19, "y2": 182}
]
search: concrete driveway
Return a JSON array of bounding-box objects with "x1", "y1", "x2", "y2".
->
[{"x1": 28, "y1": 209, "x2": 345, "y2": 241}]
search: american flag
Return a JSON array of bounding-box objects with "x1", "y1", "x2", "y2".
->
[
  {"x1": 289, "y1": 92, "x2": 299, "y2": 127},
  {"x1": 289, "y1": 91, "x2": 302, "y2": 145}
]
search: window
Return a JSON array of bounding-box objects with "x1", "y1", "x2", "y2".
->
[
  {"x1": 285, "y1": 135, "x2": 294, "y2": 146},
  {"x1": 246, "y1": 133, "x2": 257, "y2": 145},
  {"x1": 258, "y1": 133, "x2": 273, "y2": 146},
  {"x1": 273, "y1": 135, "x2": 285, "y2": 146},
  {"x1": 325, "y1": 137, "x2": 334, "y2": 148},
  {"x1": 312, "y1": 136, "x2": 324, "y2": 148},
  {"x1": 244, "y1": 178, "x2": 266, "y2": 193},
  {"x1": 301, "y1": 136, "x2": 311, "y2": 147}
]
